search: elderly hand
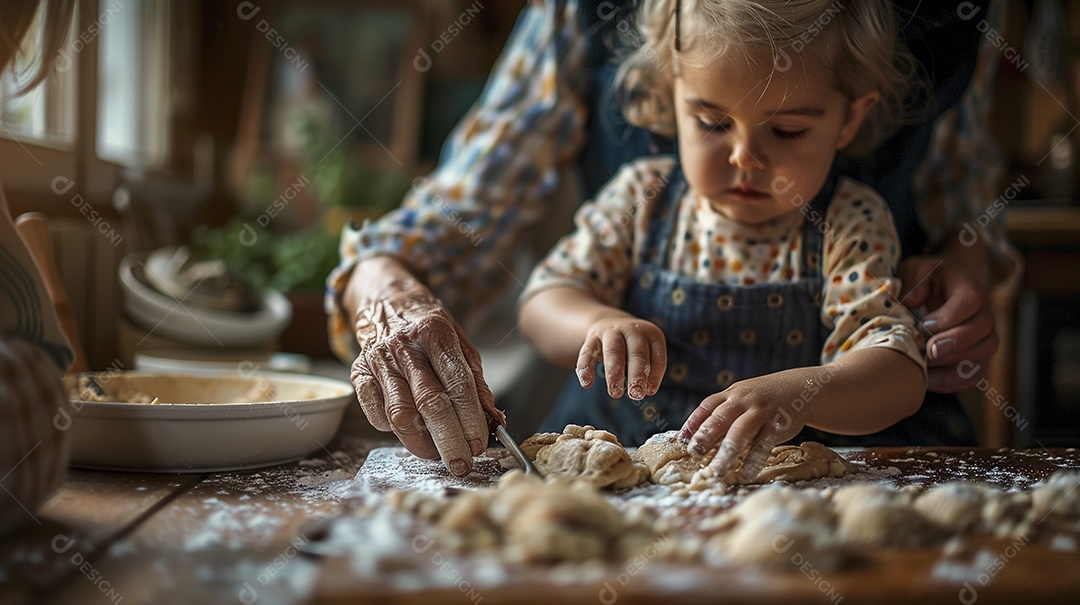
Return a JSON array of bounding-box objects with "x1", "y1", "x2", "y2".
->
[
  {"x1": 345, "y1": 257, "x2": 501, "y2": 477},
  {"x1": 900, "y1": 252, "x2": 999, "y2": 393}
]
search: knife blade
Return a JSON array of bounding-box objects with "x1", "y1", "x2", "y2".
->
[{"x1": 489, "y1": 417, "x2": 542, "y2": 477}]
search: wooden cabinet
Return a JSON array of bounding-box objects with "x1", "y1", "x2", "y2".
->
[{"x1": 980, "y1": 206, "x2": 1080, "y2": 446}]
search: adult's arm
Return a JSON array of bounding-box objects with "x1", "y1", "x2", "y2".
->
[
  {"x1": 326, "y1": 0, "x2": 591, "y2": 475},
  {"x1": 906, "y1": 0, "x2": 1020, "y2": 393}
]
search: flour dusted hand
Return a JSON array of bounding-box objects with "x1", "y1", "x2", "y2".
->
[
  {"x1": 679, "y1": 372, "x2": 817, "y2": 484},
  {"x1": 348, "y1": 257, "x2": 502, "y2": 478},
  {"x1": 575, "y1": 312, "x2": 667, "y2": 401}
]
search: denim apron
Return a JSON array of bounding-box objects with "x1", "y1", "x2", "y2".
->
[
  {"x1": 542, "y1": 166, "x2": 833, "y2": 446},
  {"x1": 562, "y1": 0, "x2": 979, "y2": 446}
]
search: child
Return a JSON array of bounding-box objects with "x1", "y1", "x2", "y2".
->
[{"x1": 518, "y1": 0, "x2": 927, "y2": 477}]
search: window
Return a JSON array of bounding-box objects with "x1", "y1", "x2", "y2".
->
[
  {"x1": 96, "y1": 0, "x2": 171, "y2": 167},
  {"x1": 0, "y1": 0, "x2": 182, "y2": 205},
  {"x1": 0, "y1": 2, "x2": 77, "y2": 149}
]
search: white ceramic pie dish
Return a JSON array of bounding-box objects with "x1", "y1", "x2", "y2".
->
[{"x1": 62, "y1": 372, "x2": 354, "y2": 472}]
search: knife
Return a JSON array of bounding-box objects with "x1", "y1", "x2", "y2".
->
[{"x1": 489, "y1": 416, "x2": 542, "y2": 477}]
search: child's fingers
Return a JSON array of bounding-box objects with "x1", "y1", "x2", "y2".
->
[
  {"x1": 680, "y1": 394, "x2": 721, "y2": 442},
  {"x1": 624, "y1": 330, "x2": 650, "y2": 400},
  {"x1": 706, "y1": 413, "x2": 764, "y2": 481},
  {"x1": 647, "y1": 337, "x2": 666, "y2": 395},
  {"x1": 684, "y1": 393, "x2": 742, "y2": 456},
  {"x1": 576, "y1": 337, "x2": 602, "y2": 388},
  {"x1": 601, "y1": 330, "x2": 627, "y2": 398}
]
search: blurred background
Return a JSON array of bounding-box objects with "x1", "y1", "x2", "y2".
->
[{"x1": 2, "y1": 0, "x2": 1077, "y2": 448}]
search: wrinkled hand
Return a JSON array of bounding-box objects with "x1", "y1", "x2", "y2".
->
[
  {"x1": 679, "y1": 372, "x2": 811, "y2": 483},
  {"x1": 349, "y1": 270, "x2": 500, "y2": 478},
  {"x1": 576, "y1": 312, "x2": 667, "y2": 401},
  {"x1": 900, "y1": 255, "x2": 998, "y2": 393}
]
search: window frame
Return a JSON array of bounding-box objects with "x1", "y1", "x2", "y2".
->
[{"x1": 0, "y1": 0, "x2": 178, "y2": 216}]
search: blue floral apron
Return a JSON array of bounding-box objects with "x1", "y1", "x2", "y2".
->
[{"x1": 540, "y1": 165, "x2": 974, "y2": 447}]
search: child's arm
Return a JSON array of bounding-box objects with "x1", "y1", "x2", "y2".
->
[
  {"x1": 518, "y1": 157, "x2": 676, "y2": 400},
  {"x1": 680, "y1": 183, "x2": 928, "y2": 480},
  {"x1": 519, "y1": 286, "x2": 666, "y2": 400},
  {"x1": 679, "y1": 346, "x2": 924, "y2": 477}
]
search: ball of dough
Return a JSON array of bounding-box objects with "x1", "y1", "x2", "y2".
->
[
  {"x1": 635, "y1": 433, "x2": 853, "y2": 488},
  {"x1": 706, "y1": 486, "x2": 842, "y2": 570},
  {"x1": 525, "y1": 425, "x2": 649, "y2": 489},
  {"x1": 636, "y1": 430, "x2": 712, "y2": 485},
  {"x1": 1030, "y1": 470, "x2": 1080, "y2": 519},
  {"x1": 519, "y1": 432, "x2": 559, "y2": 461},
  {"x1": 749, "y1": 442, "x2": 854, "y2": 483},
  {"x1": 913, "y1": 482, "x2": 987, "y2": 533},
  {"x1": 833, "y1": 484, "x2": 939, "y2": 547}
]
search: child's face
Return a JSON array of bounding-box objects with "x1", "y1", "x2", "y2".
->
[{"x1": 674, "y1": 52, "x2": 878, "y2": 226}]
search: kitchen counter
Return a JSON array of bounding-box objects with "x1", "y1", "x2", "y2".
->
[{"x1": 2, "y1": 429, "x2": 1078, "y2": 605}]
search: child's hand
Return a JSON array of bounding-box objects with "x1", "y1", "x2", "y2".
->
[
  {"x1": 576, "y1": 312, "x2": 667, "y2": 401},
  {"x1": 679, "y1": 371, "x2": 814, "y2": 482}
]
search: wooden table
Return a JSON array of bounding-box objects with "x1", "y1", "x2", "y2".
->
[{"x1": 2, "y1": 425, "x2": 1078, "y2": 605}]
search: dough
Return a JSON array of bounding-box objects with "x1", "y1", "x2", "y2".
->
[
  {"x1": 390, "y1": 469, "x2": 660, "y2": 564},
  {"x1": 751, "y1": 442, "x2": 854, "y2": 483},
  {"x1": 1030, "y1": 470, "x2": 1080, "y2": 519},
  {"x1": 519, "y1": 432, "x2": 558, "y2": 461},
  {"x1": 636, "y1": 430, "x2": 715, "y2": 485},
  {"x1": 635, "y1": 431, "x2": 853, "y2": 487},
  {"x1": 832, "y1": 484, "x2": 940, "y2": 547},
  {"x1": 521, "y1": 424, "x2": 649, "y2": 489},
  {"x1": 704, "y1": 485, "x2": 844, "y2": 570},
  {"x1": 913, "y1": 482, "x2": 986, "y2": 533},
  {"x1": 981, "y1": 490, "x2": 1032, "y2": 538}
]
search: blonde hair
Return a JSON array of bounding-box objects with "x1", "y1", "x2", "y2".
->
[{"x1": 615, "y1": 0, "x2": 922, "y2": 156}]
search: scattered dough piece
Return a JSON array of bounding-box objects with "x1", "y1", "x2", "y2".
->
[
  {"x1": 832, "y1": 484, "x2": 940, "y2": 547},
  {"x1": 981, "y1": 490, "x2": 1031, "y2": 538},
  {"x1": 914, "y1": 482, "x2": 986, "y2": 533},
  {"x1": 704, "y1": 486, "x2": 844, "y2": 570},
  {"x1": 635, "y1": 431, "x2": 853, "y2": 487},
  {"x1": 521, "y1": 425, "x2": 649, "y2": 490},
  {"x1": 1030, "y1": 470, "x2": 1080, "y2": 519},
  {"x1": 389, "y1": 470, "x2": 660, "y2": 564},
  {"x1": 636, "y1": 431, "x2": 715, "y2": 485},
  {"x1": 751, "y1": 442, "x2": 854, "y2": 483}
]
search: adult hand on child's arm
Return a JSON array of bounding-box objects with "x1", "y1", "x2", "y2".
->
[
  {"x1": 900, "y1": 237, "x2": 998, "y2": 393},
  {"x1": 344, "y1": 256, "x2": 501, "y2": 477},
  {"x1": 519, "y1": 287, "x2": 667, "y2": 400}
]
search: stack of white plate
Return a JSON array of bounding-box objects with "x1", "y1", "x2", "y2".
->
[{"x1": 118, "y1": 249, "x2": 292, "y2": 349}]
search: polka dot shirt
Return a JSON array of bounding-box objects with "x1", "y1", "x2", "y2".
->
[{"x1": 522, "y1": 156, "x2": 926, "y2": 371}]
